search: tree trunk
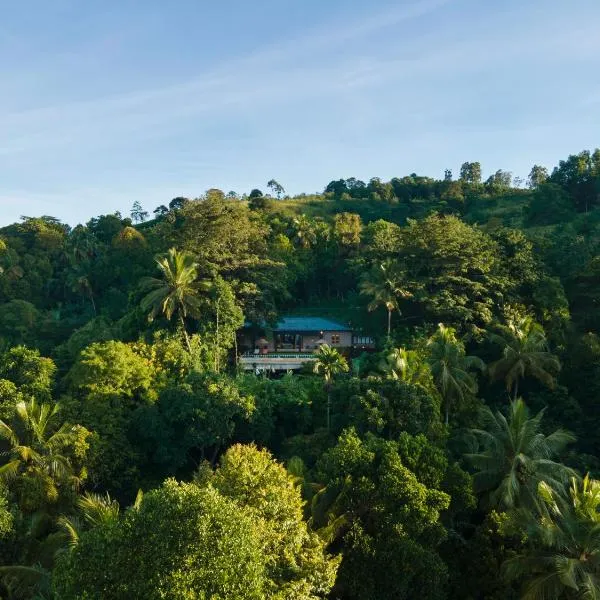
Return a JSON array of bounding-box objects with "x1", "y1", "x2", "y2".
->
[
  {"x1": 445, "y1": 397, "x2": 449, "y2": 426},
  {"x1": 387, "y1": 309, "x2": 392, "y2": 337},
  {"x1": 90, "y1": 294, "x2": 97, "y2": 316},
  {"x1": 327, "y1": 387, "x2": 331, "y2": 432},
  {"x1": 179, "y1": 313, "x2": 192, "y2": 353},
  {"x1": 513, "y1": 378, "x2": 519, "y2": 401},
  {"x1": 215, "y1": 298, "x2": 220, "y2": 373}
]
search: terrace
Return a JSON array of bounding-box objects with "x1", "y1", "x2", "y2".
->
[{"x1": 238, "y1": 352, "x2": 317, "y2": 372}]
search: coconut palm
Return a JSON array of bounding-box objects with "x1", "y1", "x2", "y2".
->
[
  {"x1": 427, "y1": 323, "x2": 485, "y2": 425},
  {"x1": 359, "y1": 260, "x2": 411, "y2": 337},
  {"x1": 140, "y1": 247, "x2": 202, "y2": 352},
  {"x1": 313, "y1": 344, "x2": 349, "y2": 432},
  {"x1": 504, "y1": 475, "x2": 600, "y2": 599},
  {"x1": 379, "y1": 346, "x2": 431, "y2": 387},
  {"x1": 489, "y1": 316, "x2": 561, "y2": 400},
  {"x1": 466, "y1": 398, "x2": 576, "y2": 511},
  {"x1": 0, "y1": 399, "x2": 84, "y2": 512}
]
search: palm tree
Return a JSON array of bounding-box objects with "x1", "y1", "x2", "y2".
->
[
  {"x1": 466, "y1": 398, "x2": 576, "y2": 511},
  {"x1": 359, "y1": 260, "x2": 411, "y2": 337},
  {"x1": 427, "y1": 323, "x2": 485, "y2": 425},
  {"x1": 0, "y1": 399, "x2": 84, "y2": 512},
  {"x1": 313, "y1": 344, "x2": 349, "y2": 432},
  {"x1": 489, "y1": 316, "x2": 561, "y2": 400},
  {"x1": 290, "y1": 216, "x2": 317, "y2": 249},
  {"x1": 504, "y1": 475, "x2": 600, "y2": 599},
  {"x1": 140, "y1": 248, "x2": 202, "y2": 352},
  {"x1": 59, "y1": 491, "x2": 122, "y2": 548},
  {"x1": 379, "y1": 347, "x2": 430, "y2": 387}
]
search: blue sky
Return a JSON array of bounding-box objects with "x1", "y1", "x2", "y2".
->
[{"x1": 1, "y1": 0, "x2": 599, "y2": 226}]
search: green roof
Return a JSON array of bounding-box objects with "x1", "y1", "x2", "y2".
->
[{"x1": 274, "y1": 317, "x2": 350, "y2": 332}]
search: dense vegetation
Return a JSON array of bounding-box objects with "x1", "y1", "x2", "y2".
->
[{"x1": 1, "y1": 150, "x2": 600, "y2": 598}]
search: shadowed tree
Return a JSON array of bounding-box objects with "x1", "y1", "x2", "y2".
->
[
  {"x1": 504, "y1": 474, "x2": 600, "y2": 599},
  {"x1": 313, "y1": 344, "x2": 349, "y2": 432},
  {"x1": 427, "y1": 323, "x2": 485, "y2": 425},
  {"x1": 360, "y1": 260, "x2": 411, "y2": 337},
  {"x1": 489, "y1": 316, "x2": 560, "y2": 400},
  {"x1": 140, "y1": 248, "x2": 203, "y2": 352},
  {"x1": 466, "y1": 398, "x2": 575, "y2": 511}
]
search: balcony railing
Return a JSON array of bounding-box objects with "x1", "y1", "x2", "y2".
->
[
  {"x1": 241, "y1": 352, "x2": 316, "y2": 360},
  {"x1": 239, "y1": 353, "x2": 317, "y2": 371}
]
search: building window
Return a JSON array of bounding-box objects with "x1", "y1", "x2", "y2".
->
[{"x1": 331, "y1": 334, "x2": 340, "y2": 345}]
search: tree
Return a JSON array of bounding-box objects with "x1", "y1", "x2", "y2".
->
[
  {"x1": 130, "y1": 201, "x2": 149, "y2": 224},
  {"x1": 140, "y1": 248, "x2": 203, "y2": 352},
  {"x1": 489, "y1": 316, "x2": 560, "y2": 400},
  {"x1": 135, "y1": 372, "x2": 255, "y2": 471},
  {"x1": 267, "y1": 179, "x2": 285, "y2": 199},
  {"x1": 313, "y1": 344, "x2": 349, "y2": 431},
  {"x1": 168, "y1": 196, "x2": 189, "y2": 211},
  {"x1": 360, "y1": 261, "x2": 411, "y2": 337},
  {"x1": 527, "y1": 165, "x2": 549, "y2": 189},
  {"x1": 379, "y1": 347, "x2": 431, "y2": 387},
  {"x1": 313, "y1": 430, "x2": 450, "y2": 600},
  {"x1": 212, "y1": 444, "x2": 339, "y2": 598},
  {"x1": 459, "y1": 161, "x2": 482, "y2": 185},
  {"x1": 0, "y1": 346, "x2": 56, "y2": 403},
  {"x1": 485, "y1": 170, "x2": 512, "y2": 194},
  {"x1": 525, "y1": 182, "x2": 575, "y2": 226},
  {"x1": 466, "y1": 398, "x2": 575, "y2": 511},
  {"x1": 333, "y1": 212, "x2": 362, "y2": 249},
  {"x1": 53, "y1": 480, "x2": 269, "y2": 600},
  {"x1": 427, "y1": 324, "x2": 485, "y2": 425},
  {"x1": 549, "y1": 149, "x2": 600, "y2": 213},
  {"x1": 504, "y1": 475, "x2": 600, "y2": 599},
  {"x1": 394, "y1": 214, "x2": 510, "y2": 326},
  {"x1": 153, "y1": 204, "x2": 169, "y2": 217},
  {"x1": 0, "y1": 399, "x2": 89, "y2": 513}
]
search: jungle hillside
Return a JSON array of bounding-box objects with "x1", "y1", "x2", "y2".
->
[{"x1": 1, "y1": 151, "x2": 600, "y2": 599}]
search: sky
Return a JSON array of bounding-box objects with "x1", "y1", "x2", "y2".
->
[{"x1": 1, "y1": 0, "x2": 599, "y2": 226}]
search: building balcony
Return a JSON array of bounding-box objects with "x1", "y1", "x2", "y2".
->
[{"x1": 239, "y1": 352, "x2": 317, "y2": 372}]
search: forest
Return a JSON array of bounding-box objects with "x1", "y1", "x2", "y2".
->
[{"x1": 0, "y1": 149, "x2": 600, "y2": 599}]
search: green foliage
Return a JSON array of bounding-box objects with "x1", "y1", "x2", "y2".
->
[
  {"x1": 135, "y1": 373, "x2": 255, "y2": 474},
  {"x1": 466, "y1": 399, "x2": 575, "y2": 511},
  {"x1": 427, "y1": 324, "x2": 485, "y2": 424},
  {"x1": 505, "y1": 475, "x2": 600, "y2": 599},
  {"x1": 68, "y1": 340, "x2": 155, "y2": 400},
  {"x1": 0, "y1": 148, "x2": 599, "y2": 597},
  {"x1": 0, "y1": 346, "x2": 56, "y2": 403},
  {"x1": 213, "y1": 444, "x2": 339, "y2": 598},
  {"x1": 53, "y1": 480, "x2": 268, "y2": 599},
  {"x1": 0, "y1": 399, "x2": 90, "y2": 513},
  {"x1": 488, "y1": 316, "x2": 560, "y2": 400},
  {"x1": 395, "y1": 215, "x2": 511, "y2": 326},
  {"x1": 314, "y1": 429, "x2": 450, "y2": 600}
]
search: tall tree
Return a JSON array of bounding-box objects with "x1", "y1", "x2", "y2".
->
[
  {"x1": 0, "y1": 399, "x2": 89, "y2": 513},
  {"x1": 130, "y1": 201, "x2": 149, "y2": 224},
  {"x1": 140, "y1": 248, "x2": 203, "y2": 352},
  {"x1": 313, "y1": 344, "x2": 349, "y2": 432},
  {"x1": 466, "y1": 398, "x2": 575, "y2": 511},
  {"x1": 459, "y1": 161, "x2": 482, "y2": 185},
  {"x1": 360, "y1": 261, "x2": 411, "y2": 337},
  {"x1": 527, "y1": 165, "x2": 549, "y2": 189},
  {"x1": 427, "y1": 323, "x2": 485, "y2": 425},
  {"x1": 504, "y1": 474, "x2": 600, "y2": 599},
  {"x1": 266, "y1": 179, "x2": 285, "y2": 199},
  {"x1": 489, "y1": 316, "x2": 560, "y2": 400}
]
